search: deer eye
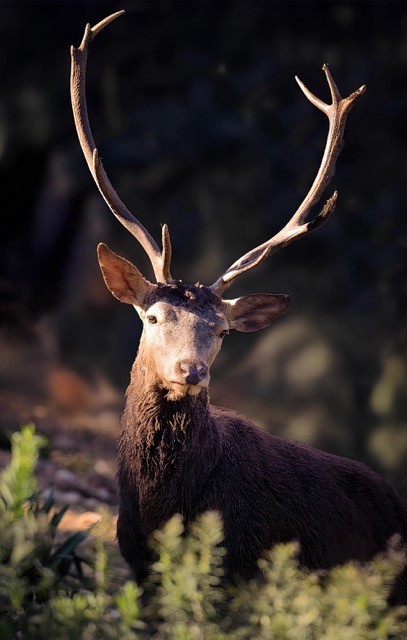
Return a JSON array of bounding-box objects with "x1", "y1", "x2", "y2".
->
[
  {"x1": 147, "y1": 314, "x2": 157, "y2": 325},
  {"x1": 219, "y1": 329, "x2": 229, "y2": 338}
]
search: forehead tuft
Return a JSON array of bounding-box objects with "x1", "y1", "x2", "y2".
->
[{"x1": 146, "y1": 282, "x2": 223, "y2": 313}]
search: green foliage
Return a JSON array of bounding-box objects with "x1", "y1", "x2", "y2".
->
[
  {"x1": 0, "y1": 426, "x2": 93, "y2": 624},
  {"x1": 369, "y1": 356, "x2": 407, "y2": 475},
  {"x1": 1, "y1": 426, "x2": 407, "y2": 639},
  {"x1": 0, "y1": 424, "x2": 46, "y2": 520},
  {"x1": 147, "y1": 513, "x2": 226, "y2": 639},
  {"x1": 226, "y1": 543, "x2": 407, "y2": 640}
]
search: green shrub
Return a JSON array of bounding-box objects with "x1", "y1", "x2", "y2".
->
[{"x1": 0, "y1": 426, "x2": 406, "y2": 640}]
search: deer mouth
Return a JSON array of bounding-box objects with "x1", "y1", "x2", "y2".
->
[{"x1": 166, "y1": 381, "x2": 207, "y2": 399}]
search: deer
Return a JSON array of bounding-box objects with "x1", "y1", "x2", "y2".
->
[{"x1": 71, "y1": 11, "x2": 407, "y2": 603}]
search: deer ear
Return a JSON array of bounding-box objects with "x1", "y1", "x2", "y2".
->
[
  {"x1": 225, "y1": 293, "x2": 290, "y2": 332},
  {"x1": 97, "y1": 243, "x2": 155, "y2": 307}
]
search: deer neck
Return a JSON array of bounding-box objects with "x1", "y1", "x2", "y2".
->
[
  {"x1": 121, "y1": 348, "x2": 219, "y2": 481},
  {"x1": 128, "y1": 356, "x2": 211, "y2": 434},
  {"x1": 120, "y1": 349, "x2": 222, "y2": 531}
]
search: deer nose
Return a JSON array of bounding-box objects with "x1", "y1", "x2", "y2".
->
[{"x1": 179, "y1": 361, "x2": 208, "y2": 385}]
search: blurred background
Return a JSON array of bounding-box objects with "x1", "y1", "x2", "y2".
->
[{"x1": 0, "y1": 1, "x2": 406, "y2": 500}]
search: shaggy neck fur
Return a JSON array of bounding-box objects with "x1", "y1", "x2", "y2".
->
[{"x1": 119, "y1": 339, "x2": 223, "y2": 521}]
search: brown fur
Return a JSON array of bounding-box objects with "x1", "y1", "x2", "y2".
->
[{"x1": 116, "y1": 283, "x2": 407, "y2": 604}]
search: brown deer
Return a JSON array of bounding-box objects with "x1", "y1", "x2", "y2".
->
[{"x1": 71, "y1": 12, "x2": 407, "y2": 602}]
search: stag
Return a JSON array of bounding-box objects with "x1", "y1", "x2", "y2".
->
[{"x1": 71, "y1": 12, "x2": 407, "y2": 601}]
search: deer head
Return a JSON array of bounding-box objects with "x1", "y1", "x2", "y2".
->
[
  {"x1": 96, "y1": 243, "x2": 289, "y2": 398},
  {"x1": 71, "y1": 11, "x2": 365, "y2": 399}
]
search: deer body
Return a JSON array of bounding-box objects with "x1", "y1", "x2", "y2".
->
[
  {"x1": 71, "y1": 12, "x2": 407, "y2": 603},
  {"x1": 116, "y1": 284, "x2": 407, "y2": 598}
]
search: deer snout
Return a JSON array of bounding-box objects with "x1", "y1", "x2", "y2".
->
[{"x1": 179, "y1": 361, "x2": 208, "y2": 386}]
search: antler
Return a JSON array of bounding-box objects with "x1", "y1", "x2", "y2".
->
[
  {"x1": 70, "y1": 10, "x2": 172, "y2": 284},
  {"x1": 211, "y1": 65, "x2": 365, "y2": 295}
]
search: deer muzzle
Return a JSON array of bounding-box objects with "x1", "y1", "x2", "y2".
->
[
  {"x1": 165, "y1": 360, "x2": 210, "y2": 398},
  {"x1": 179, "y1": 361, "x2": 208, "y2": 386}
]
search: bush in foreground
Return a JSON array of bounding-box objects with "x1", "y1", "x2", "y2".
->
[{"x1": 0, "y1": 425, "x2": 406, "y2": 639}]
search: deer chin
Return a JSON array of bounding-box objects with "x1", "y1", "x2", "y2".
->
[{"x1": 164, "y1": 381, "x2": 206, "y2": 401}]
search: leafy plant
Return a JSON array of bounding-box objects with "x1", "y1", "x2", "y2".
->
[{"x1": 0, "y1": 426, "x2": 92, "y2": 622}]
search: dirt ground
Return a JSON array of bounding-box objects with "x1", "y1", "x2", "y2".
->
[{"x1": 0, "y1": 384, "x2": 121, "y2": 534}]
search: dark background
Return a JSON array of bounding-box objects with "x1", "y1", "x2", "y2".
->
[{"x1": 0, "y1": 1, "x2": 406, "y2": 493}]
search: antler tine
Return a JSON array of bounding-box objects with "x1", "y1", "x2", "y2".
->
[
  {"x1": 70, "y1": 11, "x2": 172, "y2": 283},
  {"x1": 211, "y1": 65, "x2": 365, "y2": 296},
  {"x1": 161, "y1": 224, "x2": 172, "y2": 283}
]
